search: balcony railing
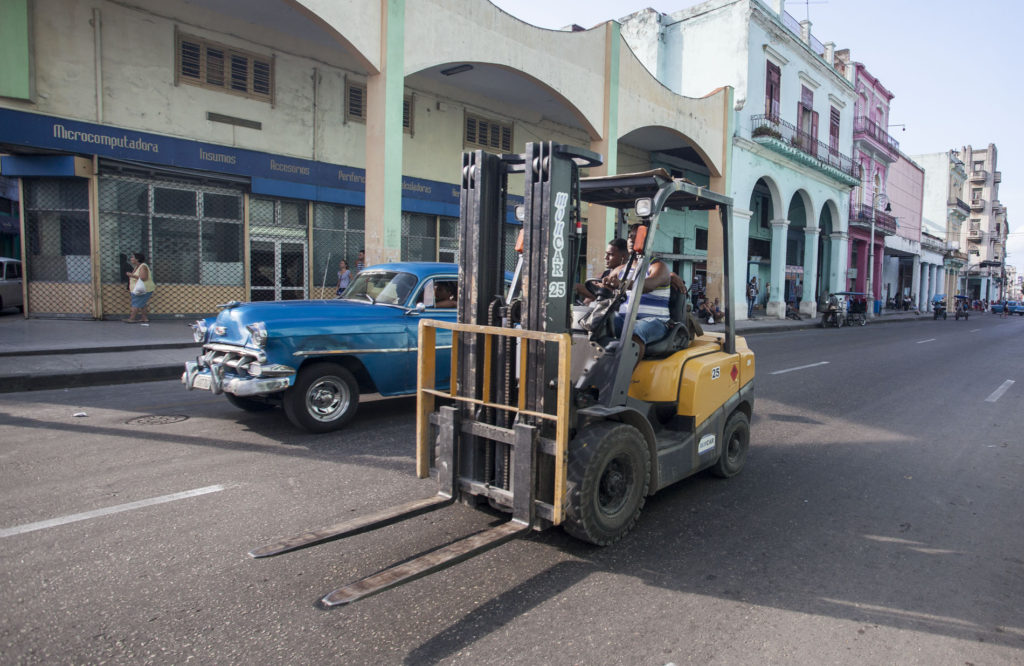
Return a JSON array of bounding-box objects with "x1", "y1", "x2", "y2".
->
[
  {"x1": 954, "y1": 198, "x2": 970, "y2": 214},
  {"x1": 750, "y1": 115, "x2": 860, "y2": 181},
  {"x1": 968, "y1": 224, "x2": 982, "y2": 239},
  {"x1": 994, "y1": 171, "x2": 1002, "y2": 183},
  {"x1": 970, "y1": 198, "x2": 986, "y2": 210},
  {"x1": 849, "y1": 202, "x2": 898, "y2": 235},
  {"x1": 970, "y1": 169, "x2": 988, "y2": 181},
  {"x1": 853, "y1": 116, "x2": 899, "y2": 156}
]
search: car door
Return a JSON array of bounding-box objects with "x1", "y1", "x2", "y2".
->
[
  {"x1": 402, "y1": 275, "x2": 459, "y2": 392},
  {"x1": 0, "y1": 260, "x2": 23, "y2": 310}
]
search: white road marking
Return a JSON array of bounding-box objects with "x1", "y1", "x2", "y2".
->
[
  {"x1": 985, "y1": 380, "x2": 1015, "y2": 403},
  {"x1": 0, "y1": 485, "x2": 225, "y2": 538},
  {"x1": 970, "y1": 329, "x2": 981, "y2": 332},
  {"x1": 770, "y1": 361, "x2": 830, "y2": 375},
  {"x1": 916, "y1": 338, "x2": 936, "y2": 344}
]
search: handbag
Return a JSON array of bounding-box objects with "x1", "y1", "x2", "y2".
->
[{"x1": 132, "y1": 277, "x2": 147, "y2": 295}]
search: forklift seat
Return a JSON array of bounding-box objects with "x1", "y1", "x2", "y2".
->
[{"x1": 643, "y1": 285, "x2": 701, "y2": 358}]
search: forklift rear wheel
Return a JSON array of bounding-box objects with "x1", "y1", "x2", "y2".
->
[
  {"x1": 225, "y1": 394, "x2": 275, "y2": 412},
  {"x1": 563, "y1": 422, "x2": 651, "y2": 546},
  {"x1": 283, "y1": 362, "x2": 358, "y2": 433},
  {"x1": 711, "y1": 411, "x2": 750, "y2": 478}
]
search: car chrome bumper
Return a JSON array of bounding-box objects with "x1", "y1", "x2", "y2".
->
[{"x1": 183, "y1": 360, "x2": 291, "y2": 396}]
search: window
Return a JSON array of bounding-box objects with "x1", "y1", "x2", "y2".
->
[
  {"x1": 313, "y1": 203, "x2": 364, "y2": 290},
  {"x1": 973, "y1": 161, "x2": 984, "y2": 170},
  {"x1": 694, "y1": 227, "x2": 708, "y2": 251},
  {"x1": 465, "y1": 114, "x2": 513, "y2": 152},
  {"x1": 97, "y1": 176, "x2": 244, "y2": 286},
  {"x1": 401, "y1": 213, "x2": 459, "y2": 262},
  {"x1": 177, "y1": 32, "x2": 273, "y2": 102},
  {"x1": 971, "y1": 188, "x2": 982, "y2": 199},
  {"x1": 829, "y1": 107, "x2": 840, "y2": 155},
  {"x1": 346, "y1": 83, "x2": 365, "y2": 122},
  {"x1": 345, "y1": 83, "x2": 414, "y2": 132},
  {"x1": 765, "y1": 61, "x2": 781, "y2": 120},
  {"x1": 797, "y1": 86, "x2": 818, "y2": 147}
]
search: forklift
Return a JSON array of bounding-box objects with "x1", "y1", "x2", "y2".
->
[{"x1": 250, "y1": 142, "x2": 755, "y2": 606}]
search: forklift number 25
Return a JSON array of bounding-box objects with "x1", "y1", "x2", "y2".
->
[
  {"x1": 711, "y1": 367, "x2": 721, "y2": 380},
  {"x1": 548, "y1": 282, "x2": 567, "y2": 298}
]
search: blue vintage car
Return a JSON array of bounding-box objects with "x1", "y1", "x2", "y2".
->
[{"x1": 182, "y1": 262, "x2": 460, "y2": 433}]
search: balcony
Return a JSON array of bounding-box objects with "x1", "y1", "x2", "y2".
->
[
  {"x1": 967, "y1": 224, "x2": 982, "y2": 240},
  {"x1": 970, "y1": 169, "x2": 988, "y2": 181},
  {"x1": 750, "y1": 115, "x2": 860, "y2": 184},
  {"x1": 954, "y1": 198, "x2": 970, "y2": 214},
  {"x1": 853, "y1": 116, "x2": 900, "y2": 161},
  {"x1": 849, "y1": 202, "x2": 898, "y2": 236},
  {"x1": 994, "y1": 170, "x2": 1002, "y2": 183},
  {"x1": 970, "y1": 197, "x2": 986, "y2": 210}
]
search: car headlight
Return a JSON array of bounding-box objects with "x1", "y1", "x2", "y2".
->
[
  {"x1": 191, "y1": 320, "x2": 209, "y2": 343},
  {"x1": 246, "y1": 322, "x2": 268, "y2": 348}
]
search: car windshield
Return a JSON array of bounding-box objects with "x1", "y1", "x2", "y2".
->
[{"x1": 341, "y1": 270, "x2": 418, "y2": 305}]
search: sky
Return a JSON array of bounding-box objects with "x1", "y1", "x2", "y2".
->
[{"x1": 489, "y1": 0, "x2": 1023, "y2": 269}]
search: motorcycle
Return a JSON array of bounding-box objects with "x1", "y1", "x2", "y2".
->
[{"x1": 932, "y1": 293, "x2": 947, "y2": 320}]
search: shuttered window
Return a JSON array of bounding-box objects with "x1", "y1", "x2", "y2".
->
[
  {"x1": 765, "y1": 61, "x2": 781, "y2": 120},
  {"x1": 465, "y1": 114, "x2": 513, "y2": 152},
  {"x1": 176, "y1": 32, "x2": 273, "y2": 102},
  {"x1": 346, "y1": 84, "x2": 413, "y2": 132}
]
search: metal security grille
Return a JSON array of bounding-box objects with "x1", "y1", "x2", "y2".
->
[
  {"x1": 249, "y1": 197, "x2": 307, "y2": 301},
  {"x1": 23, "y1": 179, "x2": 92, "y2": 316},
  {"x1": 400, "y1": 212, "x2": 459, "y2": 264},
  {"x1": 311, "y1": 203, "x2": 364, "y2": 298},
  {"x1": 98, "y1": 175, "x2": 244, "y2": 317},
  {"x1": 503, "y1": 222, "x2": 520, "y2": 273}
]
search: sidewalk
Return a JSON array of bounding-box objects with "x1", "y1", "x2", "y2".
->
[
  {"x1": 0, "y1": 309, "x2": 931, "y2": 394},
  {"x1": 0, "y1": 315, "x2": 199, "y2": 393}
]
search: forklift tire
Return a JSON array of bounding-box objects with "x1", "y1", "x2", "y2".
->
[
  {"x1": 563, "y1": 422, "x2": 651, "y2": 546},
  {"x1": 711, "y1": 411, "x2": 750, "y2": 478},
  {"x1": 225, "y1": 394, "x2": 275, "y2": 412},
  {"x1": 283, "y1": 362, "x2": 358, "y2": 433}
]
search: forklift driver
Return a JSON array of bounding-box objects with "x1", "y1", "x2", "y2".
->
[{"x1": 600, "y1": 223, "x2": 672, "y2": 360}]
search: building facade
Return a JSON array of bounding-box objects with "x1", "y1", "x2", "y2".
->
[
  {"x1": 0, "y1": 0, "x2": 732, "y2": 319},
  {"x1": 958, "y1": 144, "x2": 1007, "y2": 302},
  {"x1": 913, "y1": 150, "x2": 970, "y2": 300},
  {"x1": 621, "y1": 0, "x2": 860, "y2": 319},
  {"x1": 882, "y1": 152, "x2": 924, "y2": 309}
]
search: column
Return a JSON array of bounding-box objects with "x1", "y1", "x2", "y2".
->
[
  {"x1": 364, "y1": 0, "x2": 406, "y2": 263},
  {"x1": 911, "y1": 255, "x2": 921, "y2": 310},
  {"x1": 766, "y1": 218, "x2": 789, "y2": 319},
  {"x1": 733, "y1": 209, "x2": 754, "y2": 320},
  {"x1": 801, "y1": 227, "x2": 820, "y2": 317},
  {"x1": 856, "y1": 239, "x2": 868, "y2": 293},
  {"x1": 830, "y1": 231, "x2": 847, "y2": 294},
  {"x1": 920, "y1": 262, "x2": 930, "y2": 311},
  {"x1": 929, "y1": 264, "x2": 938, "y2": 303}
]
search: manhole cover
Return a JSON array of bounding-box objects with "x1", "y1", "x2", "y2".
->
[{"x1": 126, "y1": 414, "x2": 189, "y2": 426}]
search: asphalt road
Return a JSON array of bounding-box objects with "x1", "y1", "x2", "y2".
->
[{"x1": 1, "y1": 315, "x2": 1022, "y2": 664}]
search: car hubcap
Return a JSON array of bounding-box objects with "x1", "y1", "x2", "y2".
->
[{"x1": 307, "y1": 378, "x2": 349, "y2": 421}]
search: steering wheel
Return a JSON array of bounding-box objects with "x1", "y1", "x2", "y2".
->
[{"x1": 585, "y1": 279, "x2": 613, "y2": 300}]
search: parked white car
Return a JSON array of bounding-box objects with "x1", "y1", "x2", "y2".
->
[{"x1": 0, "y1": 257, "x2": 23, "y2": 313}]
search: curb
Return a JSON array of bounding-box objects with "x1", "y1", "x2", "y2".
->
[
  {"x1": 0, "y1": 342, "x2": 198, "y2": 358},
  {"x1": 0, "y1": 364, "x2": 185, "y2": 394}
]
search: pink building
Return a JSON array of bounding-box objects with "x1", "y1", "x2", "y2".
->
[
  {"x1": 884, "y1": 153, "x2": 926, "y2": 307},
  {"x1": 835, "y1": 52, "x2": 900, "y2": 305}
]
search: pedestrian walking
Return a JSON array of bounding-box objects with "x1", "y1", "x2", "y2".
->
[
  {"x1": 747, "y1": 276, "x2": 759, "y2": 318},
  {"x1": 124, "y1": 252, "x2": 154, "y2": 323}
]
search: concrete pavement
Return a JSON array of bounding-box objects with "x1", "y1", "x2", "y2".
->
[{"x1": 0, "y1": 308, "x2": 934, "y2": 393}]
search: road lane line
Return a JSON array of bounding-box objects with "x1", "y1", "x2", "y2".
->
[
  {"x1": 916, "y1": 338, "x2": 936, "y2": 344},
  {"x1": 770, "y1": 361, "x2": 830, "y2": 375},
  {"x1": 985, "y1": 380, "x2": 1015, "y2": 403},
  {"x1": 970, "y1": 329, "x2": 981, "y2": 332},
  {"x1": 0, "y1": 484, "x2": 226, "y2": 538}
]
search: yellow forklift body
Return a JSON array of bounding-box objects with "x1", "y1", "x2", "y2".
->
[{"x1": 629, "y1": 334, "x2": 755, "y2": 424}]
